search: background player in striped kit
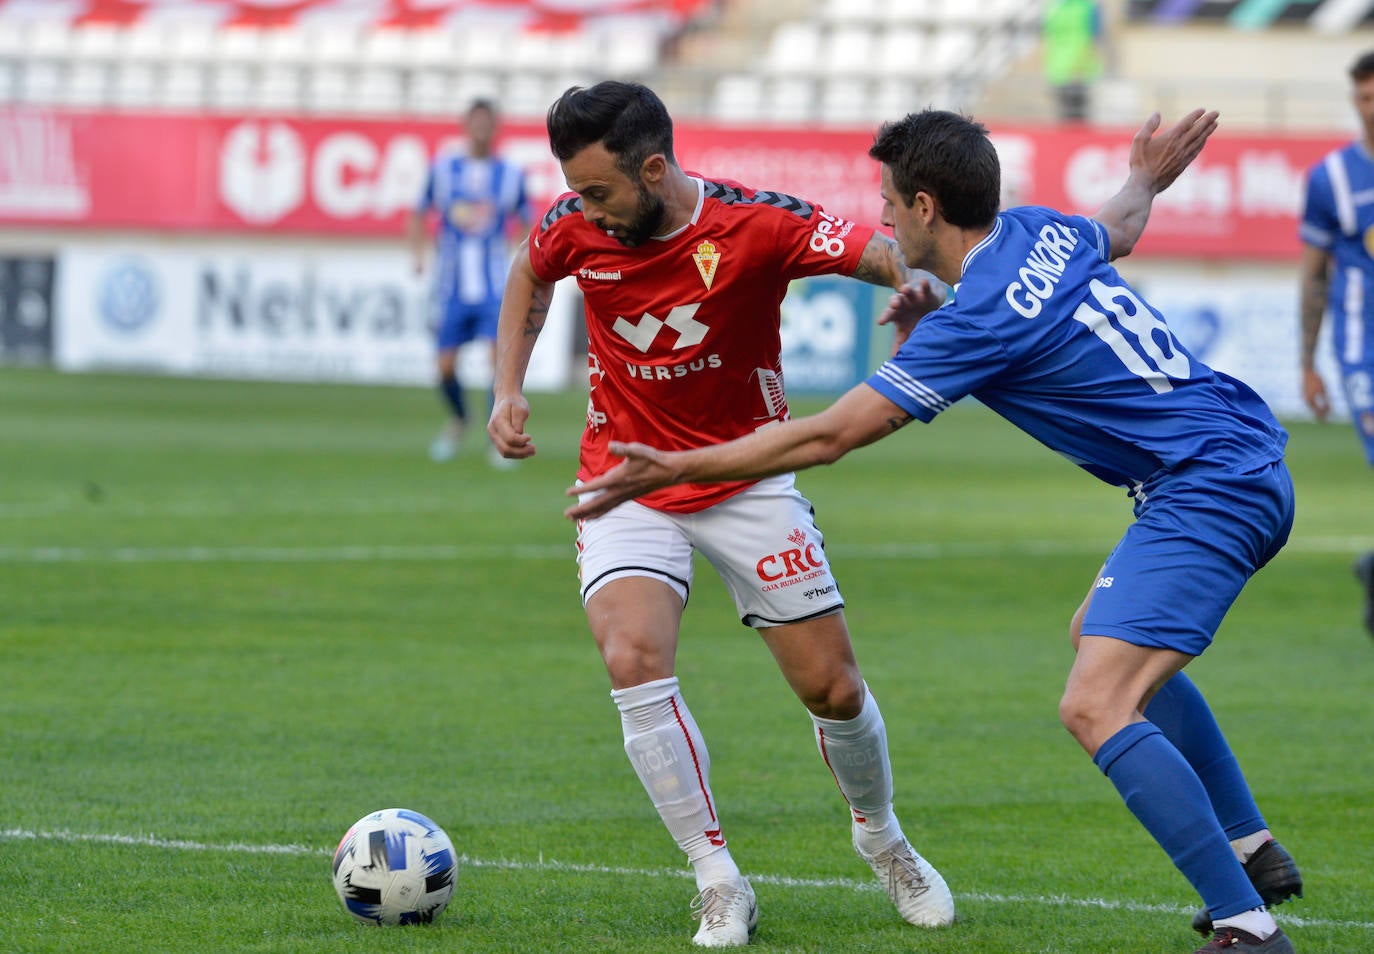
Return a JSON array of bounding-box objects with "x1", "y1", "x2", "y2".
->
[
  {"x1": 1297, "y1": 50, "x2": 1374, "y2": 636},
  {"x1": 409, "y1": 99, "x2": 532, "y2": 465}
]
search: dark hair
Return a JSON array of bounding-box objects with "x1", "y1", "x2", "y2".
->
[
  {"x1": 546, "y1": 81, "x2": 676, "y2": 178},
  {"x1": 467, "y1": 98, "x2": 498, "y2": 119},
  {"x1": 1351, "y1": 51, "x2": 1374, "y2": 82},
  {"x1": 868, "y1": 110, "x2": 1000, "y2": 229}
]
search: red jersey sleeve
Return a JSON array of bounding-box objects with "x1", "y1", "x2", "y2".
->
[
  {"x1": 527, "y1": 192, "x2": 581, "y2": 283},
  {"x1": 769, "y1": 196, "x2": 874, "y2": 283}
]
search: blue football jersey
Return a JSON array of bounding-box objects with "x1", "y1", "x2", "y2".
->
[
  {"x1": 417, "y1": 152, "x2": 531, "y2": 306},
  {"x1": 1299, "y1": 142, "x2": 1374, "y2": 367},
  {"x1": 867, "y1": 206, "x2": 1288, "y2": 491}
]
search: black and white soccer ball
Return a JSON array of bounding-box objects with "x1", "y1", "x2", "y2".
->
[{"x1": 331, "y1": 808, "x2": 457, "y2": 925}]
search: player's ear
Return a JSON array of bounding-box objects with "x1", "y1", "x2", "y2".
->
[{"x1": 639, "y1": 153, "x2": 668, "y2": 185}]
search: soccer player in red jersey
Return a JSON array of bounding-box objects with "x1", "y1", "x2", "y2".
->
[{"x1": 488, "y1": 82, "x2": 951, "y2": 947}]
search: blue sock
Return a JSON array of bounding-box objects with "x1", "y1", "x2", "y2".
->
[
  {"x1": 1094, "y1": 722, "x2": 1262, "y2": 920},
  {"x1": 1145, "y1": 672, "x2": 1267, "y2": 840},
  {"x1": 438, "y1": 374, "x2": 466, "y2": 420}
]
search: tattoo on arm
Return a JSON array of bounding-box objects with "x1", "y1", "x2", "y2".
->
[
  {"x1": 852, "y1": 234, "x2": 904, "y2": 288},
  {"x1": 1299, "y1": 256, "x2": 1330, "y2": 367},
  {"x1": 886, "y1": 412, "x2": 913, "y2": 433},
  {"x1": 524, "y1": 286, "x2": 552, "y2": 338}
]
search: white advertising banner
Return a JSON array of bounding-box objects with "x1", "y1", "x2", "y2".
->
[{"x1": 54, "y1": 241, "x2": 575, "y2": 390}]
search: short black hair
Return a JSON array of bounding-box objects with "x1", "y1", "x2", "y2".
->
[
  {"x1": 467, "y1": 98, "x2": 497, "y2": 119},
  {"x1": 546, "y1": 81, "x2": 676, "y2": 178},
  {"x1": 868, "y1": 110, "x2": 1001, "y2": 229},
  {"x1": 1351, "y1": 51, "x2": 1374, "y2": 83}
]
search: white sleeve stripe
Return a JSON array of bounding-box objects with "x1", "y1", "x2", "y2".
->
[
  {"x1": 875, "y1": 363, "x2": 951, "y2": 414},
  {"x1": 1325, "y1": 151, "x2": 1357, "y2": 237},
  {"x1": 1299, "y1": 222, "x2": 1335, "y2": 247}
]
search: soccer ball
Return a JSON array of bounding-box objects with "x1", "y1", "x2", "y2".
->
[{"x1": 331, "y1": 808, "x2": 458, "y2": 925}]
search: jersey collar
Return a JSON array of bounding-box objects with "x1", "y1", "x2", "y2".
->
[{"x1": 651, "y1": 176, "x2": 705, "y2": 243}]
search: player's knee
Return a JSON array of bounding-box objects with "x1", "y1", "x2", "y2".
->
[
  {"x1": 598, "y1": 632, "x2": 674, "y2": 687},
  {"x1": 437, "y1": 352, "x2": 457, "y2": 379},
  {"x1": 798, "y1": 665, "x2": 864, "y2": 720},
  {"x1": 1057, "y1": 686, "x2": 1102, "y2": 744}
]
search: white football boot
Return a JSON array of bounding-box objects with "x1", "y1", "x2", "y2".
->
[
  {"x1": 854, "y1": 831, "x2": 955, "y2": 927},
  {"x1": 690, "y1": 876, "x2": 758, "y2": 947}
]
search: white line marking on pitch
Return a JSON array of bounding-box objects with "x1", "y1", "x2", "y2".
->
[
  {"x1": 0, "y1": 536, "x2": 1369, "y2": 565},
  {"x1": 0, "y1": 828, "x2": 1366, "y2": 932}
]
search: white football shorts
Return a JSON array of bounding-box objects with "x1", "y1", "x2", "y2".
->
[{"x1": 575, "y1": 473, "x2": 845, "y2": 628}]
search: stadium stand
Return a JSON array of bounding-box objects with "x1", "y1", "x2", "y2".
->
[{"x1": 0, "y1": 0, "x2": 1372, "y2": 126}]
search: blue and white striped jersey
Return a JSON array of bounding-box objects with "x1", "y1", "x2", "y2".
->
[
  {"x1": 416, "y1": 151, "x2": 531, "y2": 306},
  {"x1": 1300, "y1": 141, "x2": 1374, "y2": 367},
  {"x1": 866, "y1": 206, "x2": 1287, "y2": 491}
]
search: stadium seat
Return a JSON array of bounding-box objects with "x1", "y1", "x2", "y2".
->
[
  {"x1": 711, "y1": 73, "x2": 767, "y2": 123},
  {"x1": 0, "y1": 61, "x2": 17, "y2": 104},
  {"x1": 819, "y1": 75, "x2": 872, "y2": 123},
  {"x1": 876, "y1": 27, "x2": 932, "y2": 78},
  {"x1": 602, "y1": 24, "x2": 661, "y2": 76},
  {"x1": 305, "y1": 65, "x2": 353, "y2": 113},
  {"x1": 18, "y1": 61, "x2": 64, "y2": 105},
  {"x1": 114, "y1": 61, "x2": 159, "y2": 108},
  {"x1": 257, "y1": 64, "x2": 302, "y2": 111},
  {"x1": 820, "y1": 0, "x2": 884, "y2": 24},
  {"x1": 825, "y1": 26, "x2": 876, "y2": 76},
  {"x1": 764, "y1": 21, "x2": 822, "y2": 74},
  {"x1": 353, "y1": 67, "x2": 405, "y2": 114},
  {"x1": 209, "y1": 63, "x2": 255, "y2": 110},
  {"x1": 767, "y1": 75, "x2": 816, "y2": 122},
  {"x1": 159, "y1": 63, "x2": 207, "y2": 110},
  {"x1": 63, "y1": 61, "x2": 109, "y2": 107}
]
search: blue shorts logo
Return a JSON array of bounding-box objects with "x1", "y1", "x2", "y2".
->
[{"x1": 97, "y1": 257, "x2": 160, "y2": 334}]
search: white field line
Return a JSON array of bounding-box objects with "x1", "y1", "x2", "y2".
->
[
  {"x1": 0, "y1": 536, "x2": 1370, "y2": 565},
  {"x1": 0, "y1": 828, "x2": 1368, "y2": 932}
]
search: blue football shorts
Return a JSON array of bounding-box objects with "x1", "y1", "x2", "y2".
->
[
  {"x1": 1338, "y1": 362, "x2": 1374, "y2": 466},
  {"x1": 1080, "y1": 459, "x2": 1295, "y2": 658},
  {"x1": 435, "y1": 298, "x2": 500, "y2": 351}
]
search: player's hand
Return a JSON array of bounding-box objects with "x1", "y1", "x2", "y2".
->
[
  {"x1": 1302, "y1": 367, "x2": 1331, "y2": 422},
  {"x1": 1131, "y1": 108, "x2": 1219, "y2": 194},
  {"x1": 878, "y1": 276, "x2": 944, "y2": 356},
  {"x1": 564, "y1": 442, "x2": 679, "y2": 521},
  {"x1": 488, "y1": 393, "x2": 536, "y2": 458}
]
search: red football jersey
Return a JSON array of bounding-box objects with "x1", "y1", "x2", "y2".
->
[{"x1": 530, "y1": 175, "x2": 874, "y2": 513}]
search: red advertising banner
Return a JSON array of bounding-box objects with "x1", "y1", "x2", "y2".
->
[{"x1": 0, "y1": 106, "x2": 1345, "y2": 259}]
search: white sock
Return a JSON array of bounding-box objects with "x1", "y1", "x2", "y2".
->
[
  {"x1": 1213, "y1": 907, "x2": 1277, "y2": 940},
  {"x1": 611, "y1": 676, "x2": 740, "y2": 890},
  {"x1": 810, "y1": 683, "x2": 900, "y2": 851},
  {"x1": 1231, "y1": 829, "x2": 1272, "y2": 864}
]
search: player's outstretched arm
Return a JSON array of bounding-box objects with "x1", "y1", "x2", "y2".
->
[
  {"x1": 565, "y1": 385, "x2": 912, "y2": 520},
  {"x1": 1298, "y1": 242, "x2": 1333, "y2": 421},
  {"x1": 489, "y1": 239, "x2": 555, "y2": 459},
  {"x1": 1093, "y1": 108, "x2": 1219, "y2": 260}
]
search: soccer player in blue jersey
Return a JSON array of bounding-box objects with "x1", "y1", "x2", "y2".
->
[
  {"x1": 1298, "y1": 50, "x2": 1374, "y2": 636},
  {"x1": 408, "y1": 99, "x2": 533, "y2": 464},
  {"x1": 567, "y1": 108, "x2": 1304, "y2": 954}
]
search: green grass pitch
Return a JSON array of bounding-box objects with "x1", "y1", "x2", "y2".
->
[{"x1": 0, "y1": 367, "x2": 1369, "y2": 953}]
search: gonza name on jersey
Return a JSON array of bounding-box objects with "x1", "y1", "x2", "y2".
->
[{"x1": 1004, "y1": 222, "x2": 1080, "y2": 319}]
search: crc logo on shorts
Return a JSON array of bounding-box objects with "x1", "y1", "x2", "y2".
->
[
  {"x1": 97, "y1": 257, "x2": 161, "y2": 334},
  {"x1": 756, "y1": 527, "x2": 828, "y2": 591}
]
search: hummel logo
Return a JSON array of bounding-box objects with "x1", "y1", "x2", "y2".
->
[
  {"x1": 705, "y1": 827, "x2": 725, "y2": 847},
  {"x1": 612, "y1": 303, "x2": 708, "y2": 353}
]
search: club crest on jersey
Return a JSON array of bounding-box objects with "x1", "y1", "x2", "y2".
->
[{"x1": 692, "y1": 240, "x2": 720, "y2": 290}]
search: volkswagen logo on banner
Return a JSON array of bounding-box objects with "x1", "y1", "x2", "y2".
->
[{"x1": 97, "y1": 256, "x2": 160, "y2": 334}]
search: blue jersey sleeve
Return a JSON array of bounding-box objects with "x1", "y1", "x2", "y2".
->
[
  {"x1": 866, "y1": 310, "x2": 1010, "y2": 422},
  {"x1": 1299, "y1": 161, "x2": 1337, "y2": 250},
  {"x1": 1064, "y1": 214, "x2": 1110, "y2": 261}
]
